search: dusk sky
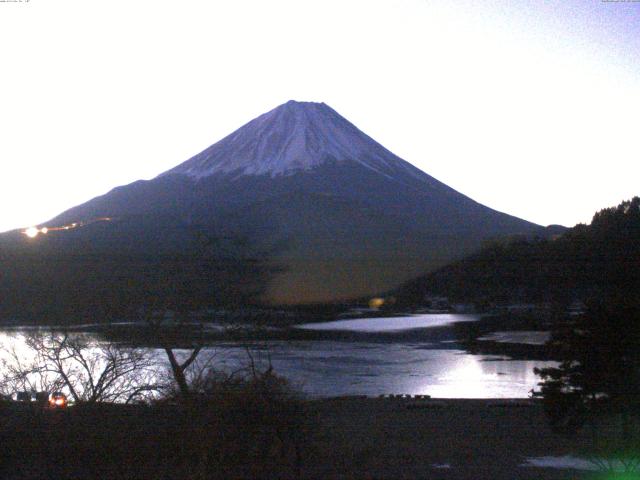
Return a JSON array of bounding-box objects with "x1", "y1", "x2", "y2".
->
[{"x1": 1, "y1": 0, "x2": 639, "y2": 232}]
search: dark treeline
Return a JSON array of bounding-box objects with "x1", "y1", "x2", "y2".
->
[
  {"x1": 397, "y1": 197, "x2": 640, "y2": 307},
  {"x1": 0, "y1": 220, "x2": 278, "y2": 325}
]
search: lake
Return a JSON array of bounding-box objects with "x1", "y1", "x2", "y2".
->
[
  {"x1": 204, "y1": 340, "x2": 554, "y2": 398},
  {"x1": 0, "y1": 314, "x2": 556, "y2": 399}
]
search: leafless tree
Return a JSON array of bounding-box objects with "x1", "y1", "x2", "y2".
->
[
  {"x1": 144, "y1": 311, "x2": 278, "y2": 399},
  {"x1": 1, "y1": 330, "x2": 163, "y2": 403},
  {"x1": 1, "y1": 334, "x2": 66, "y2": 396},
  {"x1": 139, "y1": 306, "x2": 204, "y2": 398}
]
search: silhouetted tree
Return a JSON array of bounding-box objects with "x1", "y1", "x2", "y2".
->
[
  {"x1": 535, "y1": 296, "x2": 640, "y2": 472},
  {"x1": 135, "y1": 229, "x2": 280, "y2": 398}
]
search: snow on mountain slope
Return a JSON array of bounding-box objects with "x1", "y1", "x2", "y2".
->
[{"x1": 162, "y1": 100, "x2": 424, "y2": 181}]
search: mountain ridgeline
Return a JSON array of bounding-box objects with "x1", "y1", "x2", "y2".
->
[
  {"x1": 1, "y1": 100, "x2": 546, "y2": 322},
  {"x1": 396, "y1": 197, "x2": 640, "y2": 307}
]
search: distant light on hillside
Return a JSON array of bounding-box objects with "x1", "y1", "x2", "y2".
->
[
  {"x1": 24, "y1": 227, "x2": 39, "y2": 238},
  {"x1": 369, "y1": 297, "x2": 385, "y2": 309},
  {"x1": 21, "y1": 218, "x2": 112, "y2": 239}
]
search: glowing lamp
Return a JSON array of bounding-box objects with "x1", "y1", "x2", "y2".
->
[
  {"x1": 49, "y1": 392, "x2": 68, "y2": 408},
  {"x1": 369, "y1": 297, "x2": 385, "y2": 309}
]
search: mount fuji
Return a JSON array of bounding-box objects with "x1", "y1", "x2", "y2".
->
[{"x1": 4, "y1": 101, "x2": 544, "y2": 308}]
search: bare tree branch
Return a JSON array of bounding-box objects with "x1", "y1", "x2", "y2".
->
[{"x1": 1, "y1": 330, "x2": 163, "y2": 403}]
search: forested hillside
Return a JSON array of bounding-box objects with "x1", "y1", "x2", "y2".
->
[{"x1": 397, "y1": 197, "x2": 640, "y2": 306}]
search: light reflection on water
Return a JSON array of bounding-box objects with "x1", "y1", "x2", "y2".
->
[
  {"x1": 295, "y1": 313, "x2": 479, "y2": 332},
  {"x1": 0, "y1": 329, "x2": 556, "y2": 399},
  {"x1": 228, "y1": 341, "x2": 556, "y2": 398}
]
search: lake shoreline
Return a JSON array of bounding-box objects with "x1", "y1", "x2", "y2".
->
[{"x1": 0, "y1": 311, "x2": 562, "y2": 361}]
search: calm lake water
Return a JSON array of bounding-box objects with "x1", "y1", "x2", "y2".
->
[
  {"x1": 0, "y1": 314, "x2": 556, "y2": 399},
  {"x1": 205, "y1": 341, "x2": 554, "y2": 398}
]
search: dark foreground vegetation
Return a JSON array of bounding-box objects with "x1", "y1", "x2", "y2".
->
[
  {"x1": 533, "y1": 296, "x2": 640, "y2": 475},
  {"x1": 0, "y1": 374, "x2": 310, "y2": 480},
  {"x1": 0, "y1": 395, "x2": 621, "y2": 480}
]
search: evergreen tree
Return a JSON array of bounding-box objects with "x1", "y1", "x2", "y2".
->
[{"x1": 535, "y1": 296, "x2": 640, "y2": 471}]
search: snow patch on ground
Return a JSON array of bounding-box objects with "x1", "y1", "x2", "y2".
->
[
  {"x1": 521, "y1": 455, "x2": 636, "y2": 472},
  {"x1": 478, "y1": 331, "x2": 550, "y2": 346}
]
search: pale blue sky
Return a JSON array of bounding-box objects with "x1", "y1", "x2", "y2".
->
[{"x1": 1, "y1": 0, "x2": 638, "y2": 232}]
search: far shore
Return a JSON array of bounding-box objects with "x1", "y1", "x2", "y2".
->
[{"x1": 0, "y1": 310, "x2": 562, "y2": 361}]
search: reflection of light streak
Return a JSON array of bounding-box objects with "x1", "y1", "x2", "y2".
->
[
  {"x1": 427, "y1": 356, "x2": 496, "y2": 398},
  {"x1": 21, "y1": 217, "x2": 113, "y2": 238}
]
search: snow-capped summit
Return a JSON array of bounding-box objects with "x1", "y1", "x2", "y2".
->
[{"x1": 162, "y1": 100, "x2": 419, "y2": 180}]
